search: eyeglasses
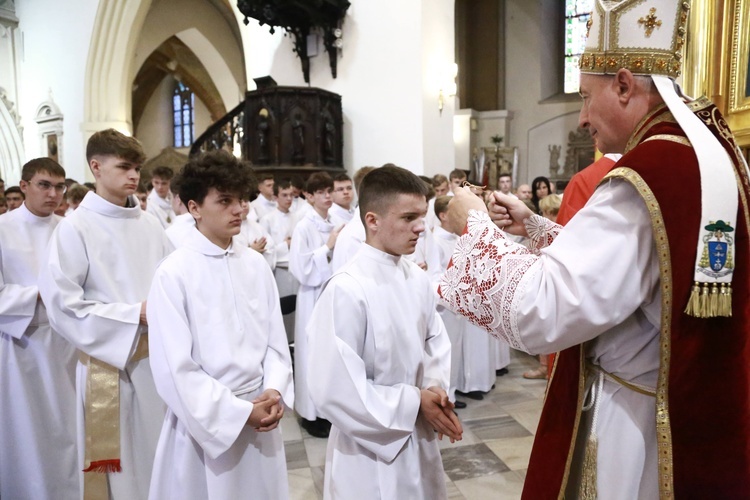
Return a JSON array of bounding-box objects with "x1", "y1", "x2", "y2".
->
[{"x1": 30, "y1": 181, "x2": 67, "y2": 194}]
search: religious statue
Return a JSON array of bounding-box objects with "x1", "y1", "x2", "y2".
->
[
  {"x1": 257, "y1": 116, "x2": 269, "y2": 164},
  {"x1": 323, "y1": 117, "x2": 335, "y2": 165},
  {"x1": 292, "y1": 114, "x2": 305, "y2": 164},
  {"x1": 548, "y1": 144, "x2": 561, "y2": 176}
]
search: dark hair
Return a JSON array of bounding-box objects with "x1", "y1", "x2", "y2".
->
[
  {"x1": 257, "y1": 172, "x2": 274, "y2": 183},
  {"x1": 353, "y1": 166, "x2": 376, "y2": 194},
  {"x1": 305, "y1": 172, "x2": 334, "y2": 194},
  {"x1": 358, "y1": 164, "x2": 427, "y2": 225},
  {"x1": 83, "y1": 182, "x2": 97, "y2": 193},
  {"x1": 498, "y1": 172, "x2": 512, "y2": 180},
  {"x1": 176, "y1": 150, "x2": 256, "y2": 206},
  {"x1": 418, "y1": 175, "x2": 436, "y2": 201},
  {"x1": 65, "y1": 178, "x2": 78, "y2": 187},
  {"x1": 4, "y1": 186, "x2": 23, "y2": 198},
  {"x1": 290, "y1": 174, "x2": 305, "y2": 190},
  {"x1": 434, "y1": 195, "x2": 452, "y2": 217},
  {"x1": 274, "y1": 178, "x2": 293, "y2": 196},
  {"x1": 531, "y1": 176, "x2": 552, "y2": 214},
  {"x1": 151, "y1": 166, "x2": 174, "y2": 181},
  {"x1": 86, "y1": 129, "x2": 146, "y2": 165},
  {"x1": 21, "y1": 158, "x2": 66, "y2": 182},
  {"x1": 333, "y1": 172, "x2": 352, "y2": 183},
  {"x1": 136, "y1": 181, "x2": 148, "y2": 194},
  {"x1": 449, "y1": 169, "x2": 467, "y2": 181}
]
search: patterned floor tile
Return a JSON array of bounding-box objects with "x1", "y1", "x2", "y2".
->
[
  {"x1": 440, "y1": 443, "x2": 510, "y2": 481},
  {"x1": 464, "y1": 414, "x2": 533, "y2": 441}
]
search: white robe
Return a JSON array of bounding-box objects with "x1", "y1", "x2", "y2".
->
[
  {"x1": 331, "y1": 207, "x2": 364, "y2": 272},
  {"x1": 429, "y1": 226, "x2": 464, "y2": 401},
  {"x1": 441, "y1": 180, "x2": 661, "y2": 499},
  {"x1": 259, "y1": 208, "x2": 301, "y2": 268},
  {"x1": 329, "y1": 202, "x2": 355, "y2": 224},
  {"x1": 164, "y1": 212, "x2": 196, "y2": 248},
  {"x1": 146, "y1": 190, "x2": 176, "y2": 228},
  {"x1": 289, "y1": 210, "x2": 334, "y2": 420},
  {"x1": 237, "y1": 217, "x2": 277, "y2": 269},
  {"x1": 251, "y1": 194, "x2": 277, "y2": 221},
  {"x1": 39, "y1": 191, "x2": 172, "y2": 500},
  {"x1": 0, "y1": 203, "x2": 78, "y2": 500},
  {"x1": 147, "y1": 229, "x2": 293, "y2": 500},
  {"x1": 308, "y1": 244, "x2": 451, "y2": 500}
]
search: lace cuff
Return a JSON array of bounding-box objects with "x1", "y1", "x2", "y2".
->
[
  {"x1": 524, "y1": 214, "x2": 562, "y2": 255},
  {"x1": 439, "y1": 210, "x2": 540, "y2": 352}
]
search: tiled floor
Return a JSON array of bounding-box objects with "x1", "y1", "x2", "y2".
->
[{"x1": 282, "y1": 350, "x2": 545, "y2": 499}]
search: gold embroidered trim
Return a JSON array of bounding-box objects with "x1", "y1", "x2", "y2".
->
[
  {"x1": 624, "y1": 106, "x2": 676, "y2": 154},
  {"x1": 643, "y1": 134, "x2": 692, "y2": 147},
  {"x1": 579, "y1": 51, "x2": 681, "y2": 78},
  {"x1": 602, "y1": 167, "x2": 674, "y2": 498},
  {"x1": 556, "y1": 347, "x2": 585, "y2": 500}
]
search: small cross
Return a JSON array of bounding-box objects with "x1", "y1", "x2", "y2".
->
[{"x1": 638, "y1": 7, "x2": 662, "y2": 37}]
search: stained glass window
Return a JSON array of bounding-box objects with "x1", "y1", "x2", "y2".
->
[
  {"x1": 173, "y1": 81, "x2": 195, "y2": 148},
  {"x1": 564, "y1": 0, "x2": 595, "y2": 94}
]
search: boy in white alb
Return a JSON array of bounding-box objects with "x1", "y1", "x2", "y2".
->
[
  {"x1": 308, "y1": 165, "x2": 462, "y2": 499},
  {"x1": 0, "y1": 158, "x2": 78, "y2": 500},
  {"x1": 289, "y1": 172, "x2": 342, "y2": 438},
  {"x1": 250, "y1": 172, "x2": 277, "y2": 221},
  {"x1": 147, "y1": 151, "x2": 293, "y2": 499},
  {"x1": 146, "y1": 166, "x2": 176, "y2": 228},
  {"x1": 328, "y1": 172, "x2": 355, "y2": 224},
  {"x1": 39, "y1": 129, "x2": 171, "y2": 500}
]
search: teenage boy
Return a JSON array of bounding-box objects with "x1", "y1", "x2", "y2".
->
[
  {"x1": 330, "y1": 165, "x2": 376, "y2": 272},
  {"x1": 0, "y1": 158, "x2": 79, "y2": 500},
  {"x1": 39, "y1": 129, "x2": 171, "y2": 500},
  {"x1": 250, "y1": 172, "x2": 276, "y2": 220},
  {"x1": 147, "y1": 150, "x2": 293, "y2": 499},
  {"x1": 4, "y1": 186, "x2": 24, "y2": 211},
  {"x1": 448, "y1": 169, "x2": 467, "y2": 195},
  {"x1": 329, "y1": 173, "x2": 355, "y2": 224},
  {"x1": 147, "y1": 166, "x2": 176, "y2": 228},
  {"x1": 260, "y1": 179, "x2": 301, "y2": 341},
  {"x1": 308, "y1": 165, "x2": 461, "y2": 499},
  {"x1": 238, "y1": 198, "x2": 277, "y2": 269},
  {"x1": 289, "y1": 172, "x2": 342, "y2": 437}
]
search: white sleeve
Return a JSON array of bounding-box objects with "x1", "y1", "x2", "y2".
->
[
  {"x1": 307, "y1": 276, "x2": 421, "y2": 463},
  {"x1": 38, "y1": 221, "x2": 140, "y2": 369},
  {"x1": 421, "y1": 292, "x2": 452, "y2": 390},
  {"x1": 441, "y1": 180, "x2": 659, "y2": 355},
  {"x1": 289, "y1": 224, "x2": 332, "y2": 286},
  {"x1": 258, "y1": 264, "x2": 294, "y2": 407},
  {"x1": 147, "y1": 265, "x2": 253, "y2": 460},
  {"x1": 0, "y1": 259, "x2": 38, "y2": 340}
]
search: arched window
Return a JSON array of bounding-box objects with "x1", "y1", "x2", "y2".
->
[
  {"x1": 173, "y1": 81, "x2": 195, "y2": 147},
  {"x1": 564, "y1": 0, "x2": 594, "y2": 94}
]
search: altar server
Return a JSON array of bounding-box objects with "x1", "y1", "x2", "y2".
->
[
  {"x1": 39, "y1": 129, "x2": 171, "y2": 500},
  {"x1": 0, "y1": 158, "x2": 78, "y2": 500},
  {"x1": 147, "y1": 150, "x2": 293, "y2": 499},
  {"x1": 308, "y1": 165, "x2": 461, "y2": 499}
]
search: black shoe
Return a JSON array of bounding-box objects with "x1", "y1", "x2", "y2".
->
[
  {"x1": 300, "y1": 417, "x2": 330, "y2": 438},
  {"x1": 456, "y1": 390, "x2": 484, "y2": 401},
  {"x1": 496, "y1": 368, "x2": 509, "y2": 376},
  {"x1": 453, "y1": 400, "x2": 467, "y2": 409}
]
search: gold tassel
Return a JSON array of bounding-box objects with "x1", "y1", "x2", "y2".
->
[
  {"x1": 699, "y1": 282, "x2": 710, "y2": 318},
  {"x1": 684, "y1": 282, "x2": 702, "y2": 317},
  {"x1": 719, "y1": 283, "x2": 733, "y2": 318},
  {"x1": 579, "y1": 435, "x2": 598, "y2": 500},
  {"x1": 708, "y1": 283, "x2": 719, "y2": 317}
]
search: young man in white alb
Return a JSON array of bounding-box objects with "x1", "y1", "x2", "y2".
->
[
  {"x1": 147, "y1": 150, "x2": 292, "y2": 499},
  {"x1": 0, "y1": 158, "x2": 79, "y2": 500},
  {"x1": 250, "y1": 172, "x2": 277, "y2": 221},
  {"x1": 328, "y1": 172, "x2": 355, "y2": 224},
  {"x1": 39, "y1": 129, "x2": 171, "y2": 500},
  {"x1": 308, "y1": 165, "x2": 461, "y2": 499},
  {"x1": 146, "y1": 166, "x2": 176, "y2": 228}
]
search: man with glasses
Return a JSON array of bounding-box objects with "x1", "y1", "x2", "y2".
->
[{"x1": 0, "y1": 158, "x2": 79, "y2": 500}]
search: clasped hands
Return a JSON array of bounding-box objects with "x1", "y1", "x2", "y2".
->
[
  {"x1": 419, "y1": 386, "x2": 463, "y2": 443},
  {"x1": 446, "y1": 186, "x2": 534, "y2": 237},
  {"x1": 247, "y1": 389, "x2": 284, "y2": 432}
]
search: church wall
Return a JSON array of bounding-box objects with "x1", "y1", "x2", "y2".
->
[
  {"x1": 236, "y1": 0, "x2": 455, "y2": 176},
  {"x1": 15, "y1": 0, "x2": 99, "y2": 181},
  {"x1": 504, "y1": 0, "x2": 582, "y2": 184}
]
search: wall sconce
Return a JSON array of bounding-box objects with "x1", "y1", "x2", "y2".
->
[{"x1": 438, "y1": 63, "x2": 458, "y2": 116}]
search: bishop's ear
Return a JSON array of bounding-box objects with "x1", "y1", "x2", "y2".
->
[{"x1": 614, "y1": 68, "x2": 636, "y2": 103}]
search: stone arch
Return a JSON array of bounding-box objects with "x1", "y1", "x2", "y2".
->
[{"x1": 0, "y1": 88, "x2": 24, "y2": 185}]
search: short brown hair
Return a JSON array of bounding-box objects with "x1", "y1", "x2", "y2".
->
[
  {"x1": 358, "y1": 164, "x2": 427, "y2": 226},
  {"x1": 305, "y1": 172, "x2": 333, "y2": 194},
  {"x1": 86, "y1": 129, "x2": 146, "y2": 165},
  {"x1": 449, "y1": 169, "x2": 467, "y2": 181},
  {"x1": 21, "y1": 158, "x2": 66, "y2": 182},
  {"x1": 151, "y1": 166, "x2": 174, "y2": 181},
  {"x1": 66, "y1": 184, "x2": 90, "y2": 204},
  {"x1": 353, "y1": 166, "x2": 376, "y2": 194},
  {"x1": 434, "y1": 195, "x2": 452, "y2": 218},
  {"x1": 432, "y1": 174, "x2": 448, "y2": 187},
  {"x1": 333, "y1": 172, "x2": 351, "y2": 183}
]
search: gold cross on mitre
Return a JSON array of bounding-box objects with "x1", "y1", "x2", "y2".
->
[{"x1": 638, "y1": 7, "x2": 662, "y2": 37}]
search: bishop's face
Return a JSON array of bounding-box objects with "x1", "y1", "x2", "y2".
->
[
  {"x1": 366, "y1": 193, "x2": 427, "y2": 256},
  {"x1": 578, "y1": 73, "x2": 630, "y2": 154}
]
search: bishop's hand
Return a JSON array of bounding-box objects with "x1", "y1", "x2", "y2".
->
[
  {"x1": 445, "y1": 187, "x2": 488, "y2": 235},
  {"x1": 489, "y1": 192, "x2": 534, "y2": 237}
]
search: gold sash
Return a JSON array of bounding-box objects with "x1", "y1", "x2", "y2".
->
[{"x1": 79, "y1": 334, "x2": 149, "y2": 500}]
